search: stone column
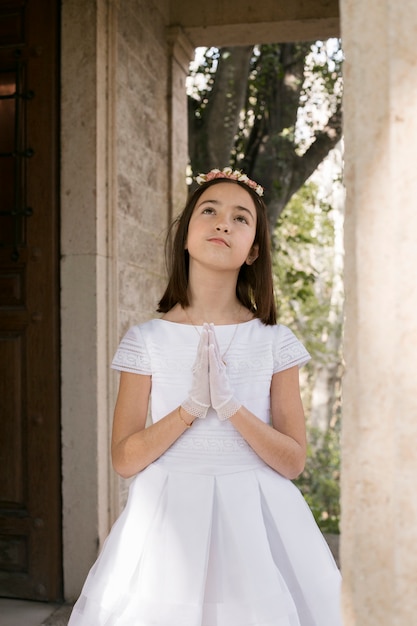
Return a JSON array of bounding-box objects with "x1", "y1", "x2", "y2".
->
[
  {"x1": 340, "y1": 1, "x2": 417, "y2": 623},
  {"x1": 61, "y1": 0, "x2": 113, "y2": 599},
  {"x1": 167, "y1": 26, "x2": 195, "y2": 220}
]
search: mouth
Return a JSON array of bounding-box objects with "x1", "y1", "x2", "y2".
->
[{"x1": 207, "y1": 237, "x2": 230, "y2": 247}]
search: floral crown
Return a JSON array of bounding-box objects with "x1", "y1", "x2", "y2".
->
[{"x1": 195, "y1": 167, "x2": 264, "y2": 197}]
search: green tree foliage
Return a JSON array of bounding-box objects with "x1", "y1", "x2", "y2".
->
[
  {"x1": 273, "y1": 177, "x2": 343, "y2": 533},
  {"x1": 295, "y1": 426, "x2": 341, "y2": 534},
  {"x1": 273, "y1": 181, "x2": 337, "y2": 353}
]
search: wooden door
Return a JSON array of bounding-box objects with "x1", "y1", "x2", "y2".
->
[{"x1": 0, "y1": 0, "x2": 61, "y2": 601}]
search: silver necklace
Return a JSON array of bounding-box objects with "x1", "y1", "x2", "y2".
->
[{"x1": 183, "y1": 308, "x2": 240, "y2": 365}]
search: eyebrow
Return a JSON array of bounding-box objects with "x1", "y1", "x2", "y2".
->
[{"x1": 198, "y1": 198, "x2": 255, "y2": 218}]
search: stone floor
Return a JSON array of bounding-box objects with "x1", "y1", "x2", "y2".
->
[{"x1": 0, "y1": 600, "x2": 72, "y2": 626}]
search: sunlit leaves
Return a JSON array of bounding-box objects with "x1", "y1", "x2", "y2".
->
[
  {"x1": 295, "y1": 426, "x2": 341, "y2": 533},
  {"x1": 273, "y1": 173, "x2": 343, "y2": 534}
]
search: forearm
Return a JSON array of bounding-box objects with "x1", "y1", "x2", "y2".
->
[
  {"x1": 112, "y1": 406, "x2": 195, "y2": 478},
  {"x1": 229, "y1": 406, "x2": 306, "y2": 479}
]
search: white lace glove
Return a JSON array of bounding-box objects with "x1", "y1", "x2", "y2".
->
[
  {"x1": 181, "y1": 326, "x2": 210, "y2": 419},
  {"x1": 207, "y1": 324, "x2": 241, "y2": 420}
]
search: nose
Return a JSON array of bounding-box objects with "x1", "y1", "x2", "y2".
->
[{"x1": 216, "y1": 222, "x2": 229, "y2": 233}]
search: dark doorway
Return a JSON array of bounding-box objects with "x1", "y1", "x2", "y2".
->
[{"x1": 0, "y1": 0, "x2": 61, "y2": 601}]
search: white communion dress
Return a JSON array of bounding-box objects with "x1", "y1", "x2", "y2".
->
[{"x1": 68, "y1": 318, "x2": 342, "y2": 626}]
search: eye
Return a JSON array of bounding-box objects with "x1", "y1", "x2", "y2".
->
[
  {"x1": 202, "y1": 207, "x2": 215, "y2": 215},
  {"x1": 235, "y1": 214, "x2": 249, "y2": 224}
]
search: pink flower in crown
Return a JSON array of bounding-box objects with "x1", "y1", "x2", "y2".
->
[
  {"x1": 195, "y1": 167, "x2": 264, "y2": 196},
  {"x1": 206, "y1": 169, "x2": 225, "y2": 181}
]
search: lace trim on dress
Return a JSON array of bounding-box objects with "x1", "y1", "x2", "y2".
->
[
  {"x1": 272, "y1": 325, "x2": 310, "y2": 372},
  {"x1": 157, "y1": 426, "x2": 265, "y2": 469},
  {"x1": 111, "y1": 326, "x2": 152, "y2": 375}
]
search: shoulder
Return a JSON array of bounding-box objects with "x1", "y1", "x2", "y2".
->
[
  {"x1": 269, "y1": 322, "x2": 311, "y2": 372},
  {"x1": 111, "y1": 319, "x2": 162, "y2": 374},
  {"x1": 111, "y1": 320, "x2": 153, "y2": 349},
  {"x1": 244, "y1": 318, "x2": 299, "y2": 341},
  {"x1": 126, "y1": 318, "x2": 162, "y2": 339}
]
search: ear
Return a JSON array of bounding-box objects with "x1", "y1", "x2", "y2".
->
[{"x1": 246, "y1": 244, "x2": 259, "y2": 266}]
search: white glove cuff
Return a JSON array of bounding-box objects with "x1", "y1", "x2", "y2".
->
[
  {"x1": 181, "y1": 398, "x2": 209, "y2": 419},
  {"x1": 216, "y1": 399, "x2": 241, "y2": 421}
]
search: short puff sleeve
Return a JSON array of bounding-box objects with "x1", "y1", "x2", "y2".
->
[
  {"x1": 111, "y1": 325, "x2": 152, "y2": 375},
  {"x1": 273, "y1": 325, "x2": 311, "y2": 373}
]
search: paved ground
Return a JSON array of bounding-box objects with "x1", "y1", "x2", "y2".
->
[
  {"x1": 0, "y1": 600, "x2": 72, "y2": 626},
  {"x1": 42, "y1": 605, "x2": 72, "y2": 626}
]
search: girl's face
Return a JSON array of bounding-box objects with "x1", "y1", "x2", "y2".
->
[{"x1": 186, "y1": 182, "x2": 259, "y2": 272}]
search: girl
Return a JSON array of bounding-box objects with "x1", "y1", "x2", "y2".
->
[{"x1": 69, "y1": 168, "x2": 342, "y2": 626}]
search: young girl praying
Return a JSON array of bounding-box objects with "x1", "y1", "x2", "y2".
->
[{"x1": 68, "y1": 168, "x2": 342, "y2": 626}]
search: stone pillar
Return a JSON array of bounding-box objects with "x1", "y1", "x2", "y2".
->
[
  {"x1": 61, "y1": 0, "x2": 113, "y2": 600},
  {"x1": 167, "y1": 26, "x2": 195, "y2": 219},
  {"x1": 340, "y1": 1, "x2": 417, "y2": 623}
]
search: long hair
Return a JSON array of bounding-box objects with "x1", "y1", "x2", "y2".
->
[{"x1": 157, "y1": 178, "x2": 277, "y2": 325}]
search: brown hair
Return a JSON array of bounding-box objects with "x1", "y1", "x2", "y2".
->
[{"x1": 157, "y1": 178, "x2": 277, "y2": 325}]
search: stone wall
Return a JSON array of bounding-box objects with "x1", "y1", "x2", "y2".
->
[{"x1": 115, "y1": 0, "x2": 171, "y2": 335}]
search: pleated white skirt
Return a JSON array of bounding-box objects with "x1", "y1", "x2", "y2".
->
[{"x1": 69, "y1": 419, "x2": 342, "y2": 626}]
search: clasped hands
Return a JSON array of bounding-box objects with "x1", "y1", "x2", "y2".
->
[{"x1": 181, "y1": 323, "x2": 241, "y2": 421}]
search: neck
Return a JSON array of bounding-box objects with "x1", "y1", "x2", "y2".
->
[
  {"x1": 185, "y1": 300, "x2": 242, "y2": 326},
  {"x1": 186, "y1": 265, "x2": 244, "y2": 325}
]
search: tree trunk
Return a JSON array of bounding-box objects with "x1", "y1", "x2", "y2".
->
[{"x1": 188, "y1": 46, "x2": 253, "y2": 174}]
